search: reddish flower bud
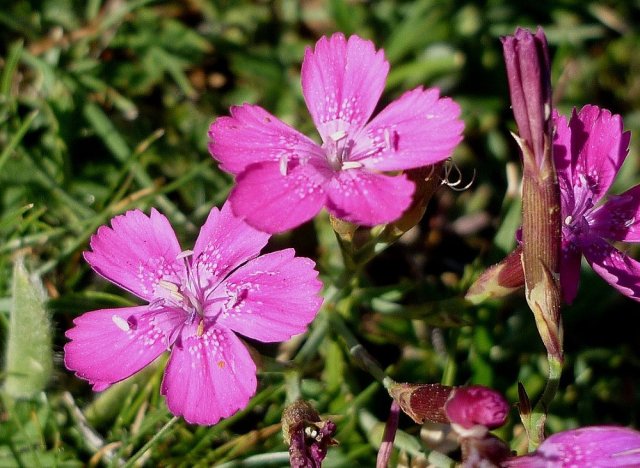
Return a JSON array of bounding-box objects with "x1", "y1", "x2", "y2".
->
[{"x1": 444, "y1": 385, "x2": 510, "y2": 431}]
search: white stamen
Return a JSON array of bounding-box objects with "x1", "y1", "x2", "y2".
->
[
  {"x1": 112, "y1": 315, "x2": 130, "y2": 332},
  {"x1": 158, "y1": 280, "x2": 184, "y2": 302},
  {"x1": 564, "y1": 215, "x2": 573, "y2": 225},
  {"x1": 544, "y1": 103, "x2": 551, "y2": 120},
  {"x1": 329, "y1": 130, "x2": 347, "y2": 142},
  {"x1": 384, "y1": 128, "x2": 391, "y2": 148},
  {"x1": 159, "y1": 279, "x2": 179, "y2": 292},
  {"x1": 625, "y1": 217, "x2": 635, "y2": 228},
  {"x1": 176, "y1": 250, "x2": 194, "y2": 260},
  {"x1": 279, "y1": 155, "x2": 288, "y2": 176},
  {"x1": 341, "y1": 161, "x2": 363, "y2": 170}
]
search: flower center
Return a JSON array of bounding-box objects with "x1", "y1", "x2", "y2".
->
[
  {"x1": 150, "y1": 250, "x2": 226, "y2": 335},
  {"x1": 563, "y1": 175, "x2": 595, "y2": 242}
]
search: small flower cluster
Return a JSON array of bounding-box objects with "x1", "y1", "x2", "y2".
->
[{"x1": 65, "y1": 33, "x2": 463, "y2": 429}]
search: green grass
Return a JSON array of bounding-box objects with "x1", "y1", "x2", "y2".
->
[{"x1": 1, "y1": 1, "x2": 639, "y2": 466}]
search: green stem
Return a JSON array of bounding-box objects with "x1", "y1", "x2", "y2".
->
[
  {"x1": 122, "y1": 416, "x2": 179, "y2": 468},
  {"x1": 528, "y1": 354, "x2": 563, "y2": 450},
  {"x1": 327, "y1": 311, "x2": 389, "y2": 384}
]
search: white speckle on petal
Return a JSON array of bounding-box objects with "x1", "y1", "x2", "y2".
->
[{"x1": 112, "y1": 315, "x2": 130, "y2": 332}]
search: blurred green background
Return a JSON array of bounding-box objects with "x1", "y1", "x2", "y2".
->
[{"x1": 1, "y1": 0, "x2": 639, "y2": 466}]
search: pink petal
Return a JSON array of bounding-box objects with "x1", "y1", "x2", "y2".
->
[
  {"x1": 161, "y1": 324, "x2": 256, "y2": 425},
  {"x1": 192, "y1": 202, "x2": 270, "y2": 289},
  {"x1": 229, "y1": 161, "x2": 330, "y2": 233},
  {"x1": 351, "y1": 87, "x2": 464, "y2": 171},
  {"x1": 301, "y1": 33, "x2": 389, "y2": 142},
  {"x1": 569, "y1": 105, "x2": 630, "y2": 202},
  {"x1": 326, "y1": 168, "x2": 414, "y2": 226},
  {"x1": 504, "y1": 426, "x2": 640, "y2": 467},
  {"x1": 560, "y1": 241, "x2": 582, "y2": 304},
  {"x1": 208, "y1": 104, "x2": 324, "y2": 175},
  {"x1": 553, "y1": 111, "x2": 575, "y2": 211},
  {"x1": 216, "y1": 249, "x2": 322, "y2": 342},
  {"x1": 591, "y1": 184, "x2": 640, "y2": 242},
  {"x1": 84, "y1": 209, "x2": 184, "y2": 302},
  {"x1": 64, "y1": 306, "x2": 183, "y2": 391},
  {"x1": 583, "y1": 237, "x2": 640, "y2": 301}
]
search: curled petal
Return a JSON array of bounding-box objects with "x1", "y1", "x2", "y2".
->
[
  {"x1": 583, "y1": 237, "x2": 640, "y2": 301},
  {"x1": 161, "y1": 325, "x2": 256, "y2": 425},
  {"x1": 301, "y1": 33, "x2": 389, "y2": 142},
  {"x1": 208, "y1": 104, "x2": 324, "y2": 175},
  {"x1": 217, "y1": 249, "x2": 322, "y2": 342},
  {"x1": 353, "y1": 87, "x2": 464, "y2": 171},
  {"x1": 84, "y1": 209, "x2": 184, "y2": 301},
  {"x1": 229, "y1": 161, "x2": 330, "y2": 233},
  {"x1": 326, "y1": 169, "x2": 414, "y2": 226},
  {"x1": 569, "y1": 105, "x2": 630, "y2": 202},
  {"x1": 591, "y1": 184, "x2": 640, "y2": 242},
  {"x1": 64, "y1": 306, "x2": 183, "y2": 391},
  {"x1": 193, "y1": 202, "x2": 270, "y2": 289}
]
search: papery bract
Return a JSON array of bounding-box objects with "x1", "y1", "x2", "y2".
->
[
  {"x1": 208, "y1": 33, "x2": 464, "y2": 233},
  {"x1": 64, "y1": 203, "x2": 322, "y2": 425},
  {"x1": 503, "y1": 426, "x2": 640, "y2": 467}
]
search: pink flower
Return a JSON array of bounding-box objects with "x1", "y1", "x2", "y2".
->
[
  {"x1": 503, "y1": 426, "x2": 640, "y2": 467},
  {"x1": 554, "y1": 105, "x2": 638, "y2": 303},
  {"x1": 64, "y1": 203, "x2": 323, "y2": 425},
  {"x1": 208, "y1": 33, "x2": 464, "y2": 233}
]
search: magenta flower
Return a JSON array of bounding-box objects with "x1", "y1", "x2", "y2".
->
[
  {"x1": 64, "y1": 203, "x2": 322, "y2": 425},
  {"x1": 554, "y1": 105, "x2": 638, "y2": 303},
  {"x1": 208, "y1": 33, "x2": 464, "y2": 233},
  {"x1": 503, "y1": 426, "x2": 640, "y2": 467}
]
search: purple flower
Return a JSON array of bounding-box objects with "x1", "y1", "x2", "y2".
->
[
  {"x1": 503, "y1": 426, "x2": 640, "y2": 467},
  {"x1": 64, "y1": 203, "x2": 322, "y2": 425},
  {"x1": 554, "y1": 105, "x2": 637, "y2": 303},
  {"x1": 208, "y1": 33, "x2": 464, "y2": 233}
]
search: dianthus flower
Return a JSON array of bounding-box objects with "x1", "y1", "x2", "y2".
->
[
  {"x1": 64, "y1": 203, "x2": 322, "y2": 425},
  {"x1": 555, "y1": 105, "x2": 637, "y2": 303},
  {"x1": 208, "y1": 33, "x2": 463, "y2": 233},
  {"x1": 468, "y1": 105, "x2": 640, "y2": 305}
]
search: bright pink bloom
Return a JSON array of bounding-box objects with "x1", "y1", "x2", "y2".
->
[
  {"x1": 208, "y1": 33, "x2": 464, "y2": 233},
  {"x1": 554, "y1": 105, "x2": 639, "y2": 303},
  {"x1": 64, "y1": 203, "x2": 322, "y2": 425},
  {"x1": 503, "y1": 426, "x2": 640, "y2": 467}
]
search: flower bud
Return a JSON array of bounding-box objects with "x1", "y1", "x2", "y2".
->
[
  {"x1": 444, "y1": 385, "x2": 510, "y2": 432},
  {"x1": 465, "y1": 245, "x2": 525, "y2": 304}
]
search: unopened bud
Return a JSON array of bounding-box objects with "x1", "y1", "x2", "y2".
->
[
  {"x1": 444, "y1": 385, "x2": 510, "y2": 432},
  {"x1": 466, "y1": 245, "x2": 525, "y2": 304}
]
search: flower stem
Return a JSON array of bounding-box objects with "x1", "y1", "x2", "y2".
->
[
  {"x1": 528, "y1": 354, "x2": 563, "y2": 450},
  {"x1": 327, "y1": 311, "x2": 391, "y2": 385},
  {"x1": 122, "y1": 416, "x2": 179, "y2": 468}
]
